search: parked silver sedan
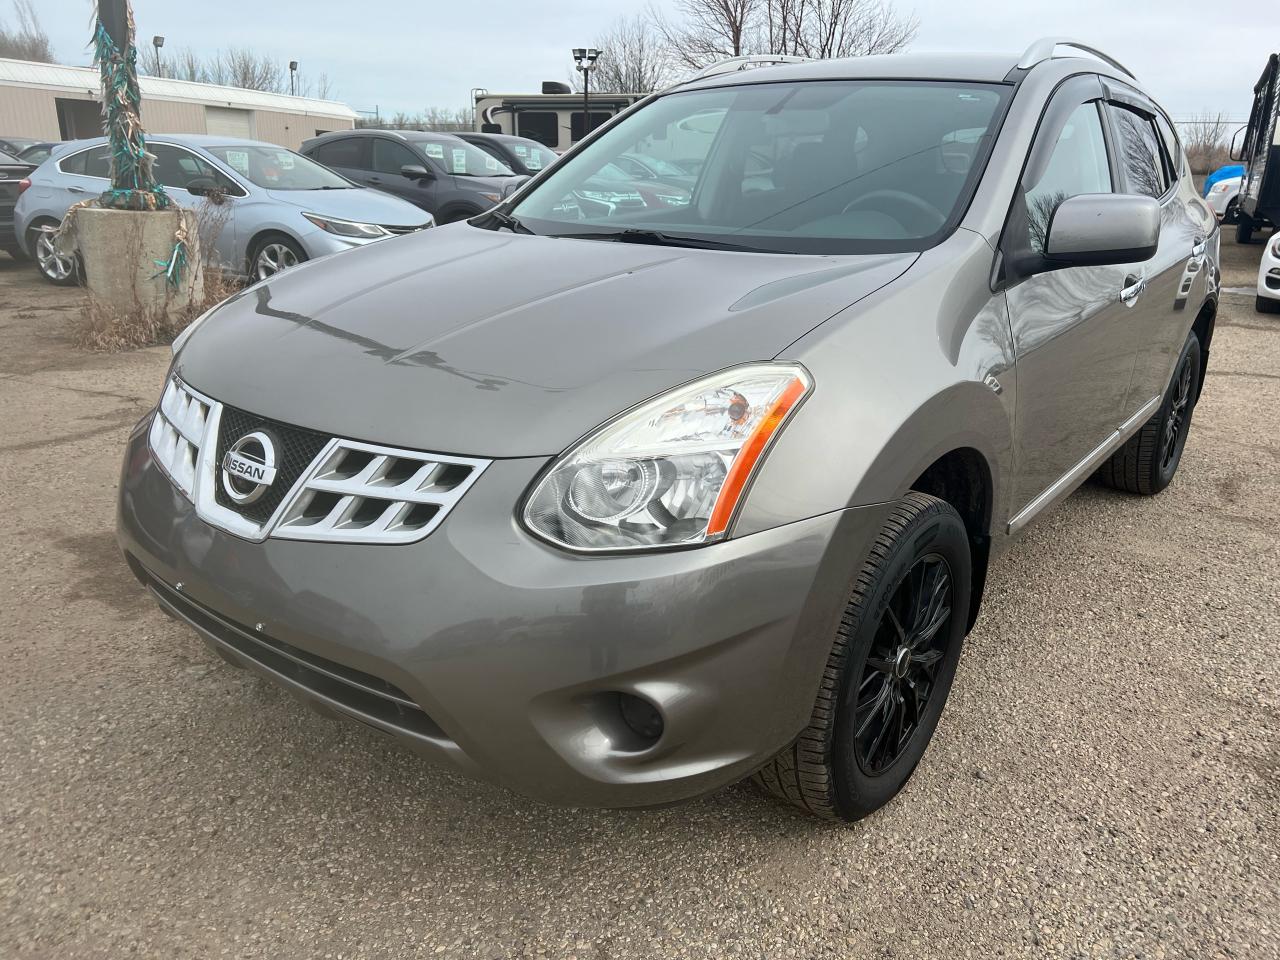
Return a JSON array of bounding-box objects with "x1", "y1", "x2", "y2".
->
[{"x1": 14, "y1": 134, "x2": 432, "y2": 285}]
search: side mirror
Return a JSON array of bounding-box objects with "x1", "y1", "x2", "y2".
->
[
  {"x1": 1044, "y1": 193, "x2": 1160, "y2": 268},
  {"x1": 1229, "y1": 124, "x2": 1248, "y2": 162},
  {"x1": 186, "y1": 178, "x2": 228, "y2": 204},
  {"x1": 401, "y1": 163, "x2": 433, "y2": 181}
]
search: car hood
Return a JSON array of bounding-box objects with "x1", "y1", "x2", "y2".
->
[
  {"x1": 177, "y1": 225, "x2": 915, "y2": 457},
  {"x1": 264, "y1": 187, "x2": 429, "y2": 226}
]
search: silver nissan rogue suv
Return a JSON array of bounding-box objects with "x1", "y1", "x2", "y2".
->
[{"x1": 117, "y1": 39, "x2": 1220, "y2": 822}]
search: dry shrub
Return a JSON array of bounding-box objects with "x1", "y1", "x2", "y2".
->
[
  {"x1": 77, "y1": 265, "x2": 243, "y2": 350},
  {"x1": 76, "y1": 197, "x2": 245, "y2": 351}
]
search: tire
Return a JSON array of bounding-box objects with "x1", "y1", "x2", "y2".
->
[
  {"x1": 1094, "y1": 332, "x2": 1201, "y2": 496},
  {"x1": 1223, "y1": 197, "x2": 1240, "y2": 225},
  {"x1": 1236, "y1": 218, "x2": 1254, "y2": 244},
  {"x1": 754, "y1": 492, "x2": 971, "y2": 822},
  {"x1": 1257, "y1": 295, "x2": 1280, "y2": 314},
  {"x1": 248, "y1": 235, "x2": 307, "y2": 282},
  {"x1": 29, "y1": 223, "x2": 80, "y2": 286}
]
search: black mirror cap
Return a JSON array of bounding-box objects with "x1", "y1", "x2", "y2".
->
[
  {"x1": 401, "y1": 163, "x2": 433, "y2": 180},
  {"x1": 1043, "y1": 193, "x2": 1161, "y2": 268}
]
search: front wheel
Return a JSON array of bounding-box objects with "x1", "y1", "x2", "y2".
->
[
  {"x1": 754, "y1": 492, "x2": 971, "y2": 822},
  {"x1": 249, "y1": 235, "x2": 307, "y2": 282},
  {"x1": 1257, "y1": 295, "x2": 1280, "y2": 315}
]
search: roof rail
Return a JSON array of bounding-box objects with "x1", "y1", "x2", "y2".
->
[
  {"x1": 685, "y1": 54, "x2": 812, "y2": 83},
  {"x1": 1016, "y1": 38, "x2": 1137, "y2": 80}
]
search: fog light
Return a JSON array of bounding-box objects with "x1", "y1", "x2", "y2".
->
[{"x1": 618, "y1": 693, "x2": 664, "y2": 743}]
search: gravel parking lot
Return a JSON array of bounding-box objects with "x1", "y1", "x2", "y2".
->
[{"x1": 1, "y1": 236, "x2": 1277, "y2": 960}]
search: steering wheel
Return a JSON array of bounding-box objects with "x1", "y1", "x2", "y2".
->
[{"x1": 842, "y1": 190, "x2": 946, "y2": 234}]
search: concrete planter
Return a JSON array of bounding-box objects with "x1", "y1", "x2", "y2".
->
[{"x1": 75, "y1": 207, "x2": 203, "y2": 315}]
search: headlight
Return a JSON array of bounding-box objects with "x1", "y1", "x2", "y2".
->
[
  {"x1": 302, "y1": 213, "x2": 389, "y2": 239},
  {"x1": 1271, "y1": 235, "x2": 1280, "y2": 258},
  {"x1": 1213, "y1": 182, "x2": 1231, "y2": 193},
  {"x1": 479, "y1": 192, "x2": 502, "y2": 204},
  {"x1": 523, "y1": 364, "x2": 811, "y2": 552}
]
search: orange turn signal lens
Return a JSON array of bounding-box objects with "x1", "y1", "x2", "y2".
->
[{"x1": 706, "y1": 375, "x2": 809, "y2": 537}]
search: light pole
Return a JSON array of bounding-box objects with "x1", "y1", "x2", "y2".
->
[
  {"x1": 152, "y1": 35, "x2": 164, "y2": 77},
  {"x1": 289, "y1": 60, "x2": 298, "y2": 96},
  {"x1": 572, "y1": 47, "x2": 600, "y2": 142}
]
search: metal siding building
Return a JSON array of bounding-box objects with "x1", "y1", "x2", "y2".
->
[{"x1": 0, "y1": 58, "x2": 357, "y2": 150}]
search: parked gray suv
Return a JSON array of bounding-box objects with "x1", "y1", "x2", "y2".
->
[
  {"x1": 118, "y1": 41, "x2": 1219, "y2": 822},
  {"x1": 301, "y1": 130, "x2": 528, "y2": 224}
]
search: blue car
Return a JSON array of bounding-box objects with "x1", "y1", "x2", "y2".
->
[{"x1": 15, "y1": 134, "x2": 433, "y2": 285}]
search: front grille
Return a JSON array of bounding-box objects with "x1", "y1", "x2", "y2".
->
[
  {"x1": 149, "y1": 378, "x2": 212, "y2": 497},
  {"x1": 272, "y1": 440, "x2": 487, "y2": 544},
  {"x1": 146, "y1": 375, "x2": 491, "y2": 544},
  {"x1": 213, "y1": 406, "x2": 329, "y2": 525},
  {"x1": 143, "y1": 568, "x2": 447, "y2": 742}
]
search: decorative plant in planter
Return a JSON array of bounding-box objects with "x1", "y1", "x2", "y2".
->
[{"x1": 59, "y1": 0, "x2": 201, "y2": 336}]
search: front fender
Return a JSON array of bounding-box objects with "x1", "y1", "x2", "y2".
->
[{"x1": 736, "y1": 231, "x2": 1017, "y2": 540}]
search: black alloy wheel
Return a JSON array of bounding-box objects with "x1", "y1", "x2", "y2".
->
[
  {"x1": 1160, "y1": 350, "x2": 1195, "y2": 474},
  {"x1": 854, "y1": 554, "x2": 953, "y2": 775}
]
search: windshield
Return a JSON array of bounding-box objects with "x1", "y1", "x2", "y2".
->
[
  {"x1": 420, "y1": 139, "x2": 515, "y2": 177},
  {"x1": 510, "y1": 80, "x2": 1008, "y2": 254},
  {"x1": 508, "y1": 139, "x2": 557, "y2": 172},
  {"x1": 204, "y1": 144, "x2": 352, "y2": 189}
]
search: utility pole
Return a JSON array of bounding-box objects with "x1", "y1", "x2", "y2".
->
[{"x1": 572, "y1": 47, "x2": 601, "y2": 142}]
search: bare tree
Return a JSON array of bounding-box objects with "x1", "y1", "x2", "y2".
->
[
  {"x1": 579, "y1": 14, "x2": 673, "y2": 93},
  {"x1": 314, "y1": 72, "x2": 335, "y2": 100},
  {"x1": 359, "y1": 107, "x2": 471, "y2": 132},
  {"x1": 656, "y1": 0, "x2": 915, "y2": 72},
  {"x1": 655, "y1": 0, "x2": 761, "y2": 71},
  {"x1": 766, "y1": 0, "x2": 917, "y2": 58},
  {"x1": 1180, "y1": 110, "x2": 1232, "y2": 175},
  {"x1": 0, "y1": 0, "x2": 53, "y2": 62},
  {"x1": 205, "y1": 48, "x2": 285, "y2": 92}
]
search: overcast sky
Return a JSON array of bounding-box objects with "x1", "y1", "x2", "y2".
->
[{"x1": 40, "y1": 0, "x2": 1279, "y2": 121}]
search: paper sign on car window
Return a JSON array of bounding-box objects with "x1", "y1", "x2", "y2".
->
[
  {"x1": 484, "y1": 155, "x2": 499, "y2": 171},
  {"x1": 424, "y1": 143, "x2": 444, "y2": 159},
  {"x1": 278, "y1": 153, "x2": 295, "y2": 169},
  {"x1": 514, "y1": 144, "x2": 528, "y2": 157},
  {"x1": 224, "y1": 150, "x2": 250, "y2": 174},
  {"x1": 451, "y1": 148, "x2": 467, "y2": 173},
  {"x1": 526, "y1": 154, "x2": 541, "y2": 170}
]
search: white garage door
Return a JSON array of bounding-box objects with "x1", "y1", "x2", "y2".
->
[{"x1": 205, "y1": 106, "x2": 253, "y2": 138}]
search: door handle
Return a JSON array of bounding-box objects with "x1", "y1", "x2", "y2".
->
[
  {"x1": 367, "y1": 176, "x2": 383, "y2": 184},
  {"x1": 1191, "y1": 238, "x2": 1206, "y2": 258},
  {"x1": 1120, "y1": 274, "x2": 1146, "y2": 306},
  {"x1": 67, "y1": 185, "x2": 87, "y2": 194}
]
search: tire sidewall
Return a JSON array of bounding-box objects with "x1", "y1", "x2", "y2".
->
[{"x1": 832, "y1": 504, "x2": 971, "y2": 818}]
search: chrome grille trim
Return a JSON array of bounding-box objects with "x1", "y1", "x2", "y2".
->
[
  {"x1": 149, "y1": 376, "x2": 488, "y2": 545},
  {"x1": 148, "y1": 377, "x2": 213, "y2": 499},
  {"x1": 272, "y1": 439, "x2": 489, "y2": 544}
]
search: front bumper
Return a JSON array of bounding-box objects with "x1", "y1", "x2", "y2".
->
[
  {"x1": 117, "y1": 414, "x2": 890, "y2": 807},
  {"x1": 1258, "y1": 242, "x2": 1280, "y2": 301}
]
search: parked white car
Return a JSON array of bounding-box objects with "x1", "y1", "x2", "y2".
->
[
  {"x1": 1205, "y1": 175, "x2": 1242, "y2": 223},
  {"x1": 1257, "y1": 231, "x2": 1280, "y2": 313}
]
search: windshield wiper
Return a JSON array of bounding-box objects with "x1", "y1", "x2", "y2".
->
[
  {"x1": 483, "y1": 209, "x2": 535, "y2": 234},
  {"x1": 556, "y1": 228, "x2": 765, "y2": 253}
]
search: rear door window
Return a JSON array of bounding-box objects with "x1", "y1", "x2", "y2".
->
[
  {"x1": 312, "y1": 137, "x2": 368, "y2": 170},
  {"x1": 61, "y1": 145, "x2": 111, "y2": 178},
  {"x1": 1107, "y1": 104, "x2": 1169, "y2": 199}
]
